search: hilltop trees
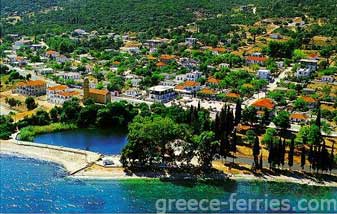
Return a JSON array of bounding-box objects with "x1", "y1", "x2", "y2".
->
[{"x1": 25, "y1": 97, "x2": 37, "y2": 110}]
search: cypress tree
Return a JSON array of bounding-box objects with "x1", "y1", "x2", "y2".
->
[
  {"x1": 235, "y1": 99, "x2": 242, "y2": 125},
  {"x1": 253, "y1": 136, "x2": 260, "y2": 168},
  {"x1": 308, "y1": 144, "x2": 313, "y2": 172},
  {"x1": 301, "y1": 146, "x2": 306, "y2": 171},
  {"x1": 268, "y1": 142, "x2": 273, "y2": 169},
  {"x1": 280, "y1": 138, "x2": 286, "y2": 168},
  {"x1": 230, "y1": 128, "x2": 237, "y2": 163},
  {"x1": 288, "y1": 138, "x2": 294, "y2": 170},
  {"x1": 259, "y1": 153, "x2": 263, "y2": 170}
]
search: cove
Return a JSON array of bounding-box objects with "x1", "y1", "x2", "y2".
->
[
  {"x1": 33, "y1": 127, "x2": 128, "y2": 154},
  {"x1": 1, "y1": 154, "x2": 337, "y2": 213}
]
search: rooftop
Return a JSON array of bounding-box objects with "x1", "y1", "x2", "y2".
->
[
  {"x1": 47, "y1": 85, "x2": 68, "y2": 91},
  {"x1": 89, "y1": 88, "x2": 109, "y2": 95},
  {"x1": 17, "y1": 80, "x2": 46, "y2": 87},
  {"x1": 252, "y1": 98, "x2": 275, "y2": 110}
]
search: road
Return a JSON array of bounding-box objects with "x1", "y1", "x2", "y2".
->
[
  {"x1": 242, "y1": 67, "x2": 290, "y2": 107},
  {"x1": 5, "y1": 64, "x2": 57, "y2": 87}
]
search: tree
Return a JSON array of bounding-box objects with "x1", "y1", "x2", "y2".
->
[
  {"x1": 301, "y1": 146, "x2": 306, "y2": 170},
  {"x1": 49, "y1": 107, "x2": 60, "y2": 122},
  {"x1": 246, "y1": 130, "x2": 256, "y2": 144},
  {"x1": 242, "y1": 106, "x2": 257, "y2": 126},
  {"x1": 5, "y1": 97, "x2": 21, "y2": 108},
  {"x1": 194, "y1": 131, "x2": 220, "y2": 170},
  {"x1": 230, "y1": 128, "x2": 237, "y2": 163},
  {"x1": 252, "y1": 136, "x2": 260, "y2": 168},
  {"x1": 288, "y1": 138, "x2": 295, "y2": 170},
  {"x1": 320, "y1": 47, "x2": 333, "y2": 67},
  {"x1": 235, "y1": 99, "x2": 242, "y2": 125},
  {"x1": 272, "y1": 110, "x2": 290, "y2": 135},
  {"x1": 25, "y1": 96, "x2": 37, "y2": 110}
]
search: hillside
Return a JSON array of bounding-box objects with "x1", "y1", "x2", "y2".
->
[{"x1": 1, "y1": 0, "x2": 336, "y2": 36}]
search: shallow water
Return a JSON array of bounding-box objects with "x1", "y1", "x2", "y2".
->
[
  {"x1": 1, "y1": 154, "x2": 336, "y2": 213},
  {"x1": 33, "y1": 128, "x2": 128, "y2": 154}
]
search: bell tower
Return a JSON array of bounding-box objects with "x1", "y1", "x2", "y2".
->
[{"x1": 83, "y1": 78, "x2": 89, "y2": 101}]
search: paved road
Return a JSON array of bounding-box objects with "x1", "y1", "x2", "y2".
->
[{"x1": 242, "y1": 67, "x2": 290, "y2": 107}]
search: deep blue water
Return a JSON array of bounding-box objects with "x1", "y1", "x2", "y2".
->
[
  {"x1": 1, "y1": 154, "x2": 337, "y2": 213},
  {"x1": 33, "y1": 128, "x2": 128, "y2": 154}
]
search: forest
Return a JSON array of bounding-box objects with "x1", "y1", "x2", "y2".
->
[{"x1": 1, "y1": 0, "x2": 336, "y2": 38}]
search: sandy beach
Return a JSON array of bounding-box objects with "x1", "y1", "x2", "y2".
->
[{"x1": 1, "y1": 139, "x2": 337, "y2": 187}]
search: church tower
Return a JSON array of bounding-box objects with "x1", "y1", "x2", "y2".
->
[{"x1": 83, "y1": 78, "x2": 89, "y2": 101}]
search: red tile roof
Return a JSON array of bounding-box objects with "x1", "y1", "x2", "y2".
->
[
  {"x1": 47, "y1": 85, "x2": 68, "y2": 91},
  {"x1": 246, "y1": 56, "x2": 267, "y2": 62},
  {"x1": 290, "y1": 113, "x2": 308, "y2": 120},
  {"x1": 207, "y1": 76, "x2": 220, "y2": 84},
  {"x1": 58, "y1": 91, "x2": 80, "y2": 97},
  {"x1": 252, "y1": 98, "x2": 275, "y2": 110},
  {"x1": 17, "y1": 80, "x2": 46, "y2": 87},
  {"x1": 301, "y1": 96, "x2": 316, "y2": 103},
  {"x1": 226, "y1": 92, "x2": 240, "y2": 98},
  {"x1": 200, "y1": 87, "x2": 216, "y2": 95}
]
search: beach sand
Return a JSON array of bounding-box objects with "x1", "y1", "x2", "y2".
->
[{"x1": 1, "y1": 139, "x2": 337, "y2": 187}]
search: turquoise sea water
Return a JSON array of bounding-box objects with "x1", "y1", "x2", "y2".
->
[
  {"x1": 1, "y1": 154, "x2": 337, "y2": 213},
  {"x1": 33, "y1": 128, "x2": 128, "y2": 154}
]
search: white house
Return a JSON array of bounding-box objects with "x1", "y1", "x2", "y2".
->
[
  {"x1": 37, "y1": 68, "x2": 54, "y2": 75},
  {"x1": 185, "y1": 37, "x2": 197, "y2": 46},
  {"x1": 321, "y1": 76, "x2": 335, "y2": 83},
  {"x1": 300, "y1": 59, "x2": 318, "y2": 72},
  {"x1": 257, "y1": 69, "x2": 271, "y2": 80},
  {"x1": 58, "y1": 72, "x2": 81, "y2": 80},
  {"x1": 148, "y1": 85, "x2": 176, "y2": 103},
  {"x1": 296, "y1": 68, "x2": 311, "y2": 78}
]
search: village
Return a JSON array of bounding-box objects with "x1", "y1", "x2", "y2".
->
[{"x1": 1, "y1": 16, "x2": 336, "y2": 138}]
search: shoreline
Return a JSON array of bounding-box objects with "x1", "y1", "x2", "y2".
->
[{"x1": 1, "y1": 139, "x2": 337, "y2": 187}]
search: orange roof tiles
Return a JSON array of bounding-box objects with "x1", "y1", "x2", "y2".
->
[
  {"x1": 242, "y1": 83, "x2": 254, "y2": 88},
  {"x1": 160, "y1": 54, "x2": 175, "y2": 60},
  {"x1": 17, "y1": 80, "x2": 46, "y2": 87},
  {"x1": 252, "y1": 98, "x2": 275, "y2": 110},
  {"x1": 147, "y1": 55, "x2": 156, "y2": 60},
  {"x1": 48, "y1": 85, "x2": 68, "y2": 91},
  {"x1": 175, "y1": 81, "x2": 200, "y2": 90},
  {"x1": 156, "y1": 61, "x2": 166, "y2": 67},
  {"x1": 113, "y1": 61, "x2": 121, "y2": 65},
  {"x1": 207, "y1": 77, "x2": 220, "y2": 84},
  {"x1": 301, "y1": 96, "x2": 316, "y2": 103},
  {"x1": 226, "y1": 92, "x2": 240, "y2": 98},
  {"x1": 200, "y1": 88, "x2": 216, "y2": 95},
  {"x1": 290, "y1": 113, "x2": 308, "y2": 120},
  {"x1": 246, "y1": 56, "x2": 267, "y2": 62},
  {"x1": 46, "y1": 50, "x2": 57, "y2": 55},
  {"x1": 212, "y1": 47, "x2": 226, "y2": 53},
  {"x1": 89, "y1": 88, "x2": 109, "y2": 95},
  {"x1": 58, "y1": 91, "x2": 80, "y2": 97}
]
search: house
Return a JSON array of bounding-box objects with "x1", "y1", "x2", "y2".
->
[
  {"x1": 290, "y1": 113, "x2": 308, "y2": 123},
  {"x1": 296, "y1": 68, "x2": 311, "y2": 78},
  {"x1": 212, "y1": 47, "x2": 226, "y2": 55},
  {"x1": 185, "y1": 71, "x2": 202, "y2": 81},
  {"x1": 13, "y1": 80, "x2": 46, "y2": 96},
  {"x1": 47, "y1": 85, "x2": 80, "y2": 105},
  {"x1": 47, "y1": 85, "x2": 68, "y2": 102},
  {"x1": 148, "y1": 85, "x2": 176, "y2": 103},
  {"x1": 185, "y1": 37, "x2": 197, "y2": 46},
  {"x1": 45, "y1": 50, "x2": 59, "y2": 59},
  {"x1": 37, "y1": 68, "x2": 54, "y2": 75},
  {"x1": 300, "y1": 59, "x2": 318, "y2": 72},
  {"x1": 246, "y1": 56, "x2": 267, "y2": 66},
  {"x1": 198, "y1": 87, "x2": 216, "y2": 98},
  {"x1": 119, "y1": 46, "x2": 140, "y2": 54},
  {"x1": 251, "y1": 98, "x2": 275, "y2": 112},
  {"x1": 300, "y1": 96, "x2": 317, "y2": 109},
  {"x1": 56, "y1": 55, "x2": 69, "y2": 63},
  {"x1": 219, "y1": 63, "x2": 230, "y2": 69},
  {"x1": 321, "y1": 76, "x2": 335, "y2": 83},
  {"x1": 207, "y1": 76, "x2": 221, "y2": 86},
  {"x1": 58, "y1": 72, "x2": 81, "y2": 80},
  {"x1": 175, "y1": 81, "x2": 201, "y2": 95},
  {"x1": 160, "y1": 55, "x2": 175, "y2": 63},
  {"x1": 257, "y1": 69, "x2": 271, "y2": 80},
  {"x1": 145, "y1": 38, "x2": 169, "y2": 49},
  {"x1": 73, "y1": 29, "x2": 89, "y2": 37},
  {"x1": 178, "y1": 58, "x2": 198, "y2": 69},
  {"x1": 83, "y1": 78, "x2": 111, "y2": 104},
  {"x1": 125, "y1": 88, "x2": 141, "y2": 98},
  {"x1": 175, "y1": 71, "x2": 202, "y2": 83},
  {"x1": 30, "y1": 44, "x2": 44, "y2": 51},
  {"x1": 269, "y1": 34, "x2": 282, "y2": 39}
]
